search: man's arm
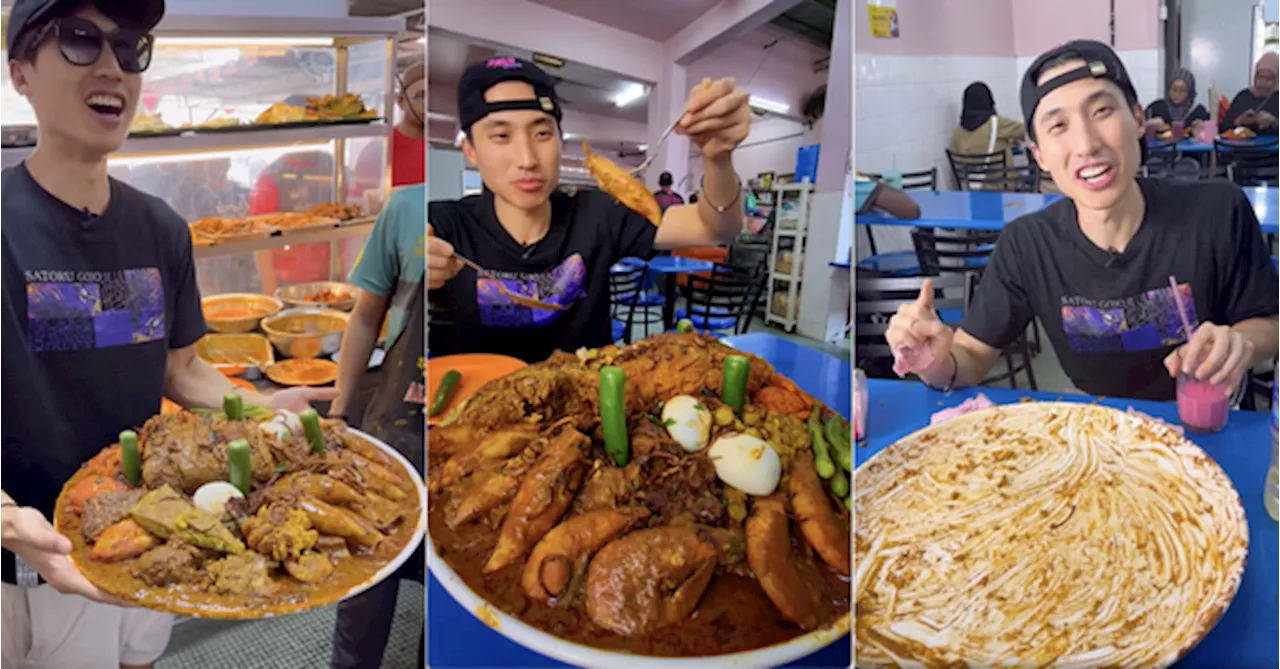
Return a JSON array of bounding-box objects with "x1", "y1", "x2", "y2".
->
[
  {"x1": 652, "y1": 155, "x2": 744, "y2": 250},
  {"x1": 1233, "y1": 315, "x2": 1279, "y2": 365},
  {"x1": 331, "y1": 291, "x2": 388, "y2": 417},
  {"x1": 165, "y1": 346, "x2": 272, "y2": 409},
  {"x1": 910, "y1": 328, "x2": 1006, "y2": 389}
]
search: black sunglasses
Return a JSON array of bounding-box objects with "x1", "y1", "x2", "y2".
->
[{"x1": 22, "y1": 16, "x2": 154, "y2": 74}]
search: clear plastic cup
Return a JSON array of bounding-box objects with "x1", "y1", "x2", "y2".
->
[
  {"x1": 852, "y1": 368, "x2": 868, "y2": 442},
  {"x1": 1177, "y1": 374, "x2": 1229, "y2": 434},
  {"x1": 1171, "y1": 120, "x2": 1185, "y2": 141}
]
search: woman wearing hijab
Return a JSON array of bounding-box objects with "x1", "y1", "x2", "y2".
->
[
  {"x1": 1146, "y1": 68, "x2": 1209, "y2": 135},
  {"x1": 950, "y1": 82, "x2": 1025, "y2": 159},
  {"x1": 1224, "y1": 51, "x2": 1279, "y2": 135}
]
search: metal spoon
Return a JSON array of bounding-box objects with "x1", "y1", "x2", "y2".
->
[
  {"x1": 629, "y1": 114, "x2": 684, "y2": 177},
  {"x1": 453, "y1": 252, "x2": 565, "y2": 311}
]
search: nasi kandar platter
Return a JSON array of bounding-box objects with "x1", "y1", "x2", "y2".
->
[
  {"x1": 54, "y1": 395, "x2": 424, "y2": 618},
  {"x1": 428, "y1": 333, "x2": 853, "y2": 657}
]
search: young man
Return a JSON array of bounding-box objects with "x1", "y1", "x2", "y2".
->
[
  {"x1": 327, "y1": 184, "x2": 425, "y2": 669},
  {"x1": 654, "y1": 170, "x2": 684, "y2": 211},
  {"x1": 427, "y1": 57, "x2": 751, "y2": 362},
  {"x1": 1, "y1": 2, "x2": 331, "y2": 667},
  {"x1": 886, "y1": 40, "x2": 1279, "y2": 401}
]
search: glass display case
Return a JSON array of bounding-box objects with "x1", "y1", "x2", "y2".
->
[{"x1": 0, "y1": 14, "x2": 404, "y2": 297}]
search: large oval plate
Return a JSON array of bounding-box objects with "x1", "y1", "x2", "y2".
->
[
  {"x1": 55, "y1": 428, "x2": 425, "y2": 619},
  {"x1": 426, "y1": 536, "x2": 851, "y2": 668}
]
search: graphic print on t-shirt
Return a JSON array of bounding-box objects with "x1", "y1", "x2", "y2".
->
[
  {"x1": 476, "y1": 253, "x2": 586, "y2": 327},
  {"x1": 25, "y1": 268, "x2": 166, "y2": 353},
  {"x1": 1060, "y1": 282, "x2": 1198, "y2": 354}
]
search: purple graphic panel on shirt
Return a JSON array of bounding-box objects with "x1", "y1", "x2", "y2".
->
[
  {"x1": 25, "y1": 268, "x2": 166, "y2": 353},
  {"x1": 476, "y1": 253, "x2": 587, "y2": 327},
  {"x1": 1060, "y1": 282, "x2": 1198, "y2": 354}
]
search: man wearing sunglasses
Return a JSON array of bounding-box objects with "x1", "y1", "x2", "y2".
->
[{"x1": 2, "y1": 2, "x2": 333, "y2": 667}]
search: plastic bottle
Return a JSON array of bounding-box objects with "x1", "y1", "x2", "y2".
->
[{"x1": 1265, "y1": 382, "x2": 1278, "y2": 522}]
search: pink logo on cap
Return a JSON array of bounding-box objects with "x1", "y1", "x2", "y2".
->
[{"x1": 487, "y1": 57, "x2": 521, "y2": 70}]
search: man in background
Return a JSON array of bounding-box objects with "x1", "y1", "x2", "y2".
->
[
  {"x1": 654, "y1": 170, "x2": 684, "y2": 211},
  {"x1": 353, "y1": 61, "x2": 426, "y2": 197}
]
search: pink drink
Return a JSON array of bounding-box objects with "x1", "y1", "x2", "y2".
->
[
  {"x1": 853, "y1": 368, "x2": 868, "y2": 441},
  {"x1": 1171, "y1": 121, "x2": 1185, "y2": 141},
  {"x1": 1145, "y1": 123, "x2": 1158, "y2": 142},
  {"x1": 1177, "y1": 375, "x2": 1229, "y2": 433},
  {"x1": 1199, "y1": 120, "x2": 1217, "y2": 143}
]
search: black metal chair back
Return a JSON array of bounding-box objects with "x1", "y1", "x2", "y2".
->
[
  {"x1": 608, "y1": 264, "x2": 646, "y2": 344},
  {"x1": 956, "y1": 162, "x2": 1041, "y2": 192},
  {"x1": 911, "y1": 227, "x2": 1001, "y2": 277},
  {"x1": 1215, "y1": 139, "x2": 1279, "y2": 187},
  {"x1": 855, "y1": 273, "x2": 970, "y2": 377},
  {"x1": 863, "y1": 167, "x2": 938, "y2": 190},
  {"x1": 946, "y1": 149, "x2": 1007, "y2": 191},
  {"x1": 682, "y1": 262, "x2": 765, "y2": 335}
]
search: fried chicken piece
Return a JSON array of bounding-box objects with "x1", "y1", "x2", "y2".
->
[
  {"x1": 789, "y1": 452, "x2": 850, "y2": 576},
  {"x1": 207, "y1": 552, "x2": 275, "y2": 597},
  {"x1": 132, "y1": 540, "x2": 206, "y2": 587},
  {"x1": 242, "y1": 502, "x2": 318, "y2": 561},
  {"x1": 745, "y1": 495, "x2": 831, "y2": 630},
  {"x1": 583, "y1": 141, "x2": 662, "y2": 226},
  {"x1": 522, "y1": 507, "x2": 647, "y2": 602},
  {"x1": 284, "y1": 552, "x2": 334, "y2": 584},
  {"x1": 90, "y1": 519, "x2": 157, "y2": 562},
  {"x1": 484, "y1": 429, "x2": 591, "y2": 573},
  {"x1": 585, "y1": 527, "x2": 719, "y2": 636}
]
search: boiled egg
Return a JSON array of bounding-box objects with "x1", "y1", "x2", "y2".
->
[
  {"x1": 273, "y1": 409, "x2": 302, "y2": 435},
  {"x1": 193, "y1": 481, "x2": 244, "y2": 517},
  {"x1": 708, "y1": 433, "x2": 781, "y2": 496},
  {"x1": 259, "y1": 420, "x2": 291, "y2": 440},
  {"x1": 661, "y1": 395, "x2": 712, "y2": 452}
]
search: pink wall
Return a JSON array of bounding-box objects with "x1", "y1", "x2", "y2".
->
[
  {"x1": 855, "y1": 0, "x2": 1015, "y2": 57},
  {"x1": 1012, "y1": 0, "x2": 1159, "y2": 56}
]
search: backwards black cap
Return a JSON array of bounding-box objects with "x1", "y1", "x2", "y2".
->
[
  {"x1": 1019, "y1": 39, "x2": 1145, "y2": 162},
  {"x1": 7, "y1": 0, "x2": 165, "y2": 60},
  {"x1": 457, "y1": 56, "x2": 563, "y2": 134}
]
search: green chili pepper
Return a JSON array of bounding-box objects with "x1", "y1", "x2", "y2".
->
[
  {"x1": 119, "y1": 430, "x2": 141, "y2": 486},
  {"x1": 223, "y1": 393, "x2": 244, "y2": 421},
  {"x1": 829, "y1": 467, "x2": 849, "y2": 498},
  {"x1": 429, "y1": 370, "x2": 462, "y2": 417},
  {"x1": 825, "y1": 414, "x2": 853, "y2": 472},
  {"x1": 721, "y1": 355, "x2": 750, "y2": 411},
  {"x1": 300, "y1": 408, "x2": 325, "y2": 454},
  {"x1": 599, "y1": 366, "x2": 630, "y2": 466},
  {"x1": 843, "y1": 494, "x2": 853, "y2": 511},
  {"x1": 244, "y1": 405, "x2": 272, "y2": 418},
  {"x1": 807, "y1": 410, "x2": 836, "y2": 479},
  {"x1": 227, "y1": 439, "x2": 252, "y2": 495},
  {"x1": 676, "y1": 318, "x2": 695, "y2": 334}
]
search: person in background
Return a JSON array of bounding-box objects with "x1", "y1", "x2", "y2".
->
[
  {"x1": 951, "y1": 82, "x2": 1025, "y2": 160},
  {"x1": 886, "y1": 40, "x2": 1278, "y2": 402},
  {"x1": 1, "y1": 2, "x2": 332, "y2": 667},
  {"x1": 1145, "y1": 67, "x2": 1209, "y2": 137},
  {"x1": 857, "y1": 171, "x2": 921, "y2": 219},
  {"x1": 654, "y1": 170, "x2": 684, "y2": 211},
  {"x1": 328, "y1": 185, "x2": 425, "y2": 669},
  {"x1": 352, "y1": 61, "x2": 426, "y2": 198},
  {"x1": 1223, "y1": 52, "x2": 1278, "y2": 135},
  {"x1": 427, "y1": 57, "x2": 751, "y2": 362}
]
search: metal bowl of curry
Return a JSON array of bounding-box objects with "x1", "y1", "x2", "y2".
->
[
  {"x1": 53, "y1": 406, "x2": 425, "y2": 619},
  {"x1": 261, "y1": 308, "x2": 349, "y2": 359},
  {"x1": 275, "y1": 281, "x2": 358, "y2": 312},
  {"x1": 425, "y1": 333, "x2": 852, "y2": 666},
  {"x1": 202, "y1": 294, "x2": 284, "y2": 334}
]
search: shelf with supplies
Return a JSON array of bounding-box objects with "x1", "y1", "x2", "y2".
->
[{"x1": 765, "y1": 183, "x2": 813, "y2": 333}]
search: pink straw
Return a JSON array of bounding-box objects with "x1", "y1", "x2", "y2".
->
[{"x1": 1169, "y1": 275, "x2": 1195, "y2": 340}]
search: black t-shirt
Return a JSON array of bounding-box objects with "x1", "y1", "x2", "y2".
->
[
  {"x1": 1144, "y1": 99, "x2": 1210, "y2": 125},
  {"x1": 961, "y1": 178, "x2": 1278, "y2": 401},
  {"x1": 2, "y1": 164, "x2": 206, "y2": 584},
  {"x1": 1224, "y1": 90, "x2": 1280, "y2": 135},
  {"x1": 427, "y1": 189, "x2": 657, "y2": 363}
]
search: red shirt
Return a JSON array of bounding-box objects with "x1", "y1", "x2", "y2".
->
[{"x1": 391, "y1": 127, "x2": 425, "y2": 186}]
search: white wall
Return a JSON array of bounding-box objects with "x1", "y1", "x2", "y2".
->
[
  {"x1": 428, "y1": 148, "x2": 465, "y2": 202},
  {"x1": 1182, "y1": 0, "x2": 1266, "y2": 107},
  {"x1": 683, "y1": 116, "x2": 810, "y2": 193}
]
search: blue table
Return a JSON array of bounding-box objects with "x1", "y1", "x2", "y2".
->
[
  {"x1": 645, "y1": 255, "x2": 715, "y2": 329},
  {"x1": 427, "y1": 334, "x2": 853, "y2": 668},
  {"x1": 857, "y1": 188, "x2": 1279, "y2": 235},
  {"x1": 857, "y1": 379, "x2": 1278, "y2": 669},
  {"x1": 1148, "y1": 135, "x2": 1278, "y2": 154}
]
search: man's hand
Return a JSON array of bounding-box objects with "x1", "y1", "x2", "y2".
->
[
  {"x1": 427, "y1": 224, "x2": 462, "y2": 290},
  {"x1": 885, "y1": 279, "x2": 955, "y2": 371},
  {"x1": 269, "y1": 387, "x2": 339, "y2": 413},
  {"x1": 1257, "y1": 110, "x2": 1277, "y2": 129},
  {"x1": 1163, "y1": 322, "x2": 1255, "y2": 387},
  {"x1": 1236, "y1": 109, "x2": 1259, "y2": 126},
  {"x1": 677, "y1": 77, "x2": 751, "y2": 161},
  {"x1": 1149, "y1": 116, "x2": 1169, "y2": 133},
  {"x1": 2, "y1": 505, "x2": 120, "y2": 604}
]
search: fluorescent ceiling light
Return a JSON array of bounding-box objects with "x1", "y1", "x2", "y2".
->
[
  {"x1": 155, "y1": 36, "x2": 335, "y2": 47},
  {"x1": 637, "y1": 144, "x2": 648, "y2": 152},
  {"x1": 563, "y1": 132, "x2": 578, "y2": 139},
  {"x1": 417, "y1": 37, "x2": 426, "y2": 45},
  {"x1": 455, "y1": 130, "x2": 466, "y2": 145},
  {"x1": 614, "y1": 83, "x2": 647, "y2": 108},
  {"x1": 748, "y1": 96, "x2": 790, "y2": 115}
]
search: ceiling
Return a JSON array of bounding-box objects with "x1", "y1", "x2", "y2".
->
[
  {"x1": 770, "y1": 0, "x2": 835, "y2": 48},
  {"x1": 529, "y1": 0, "x2": 722, "y2": 41},
  {"x1": 348, "y1": 0, "x2": 422, "y2": 17},
  {"x1": 427, "y1": 29, "x2": 651, "y2": 124}
]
